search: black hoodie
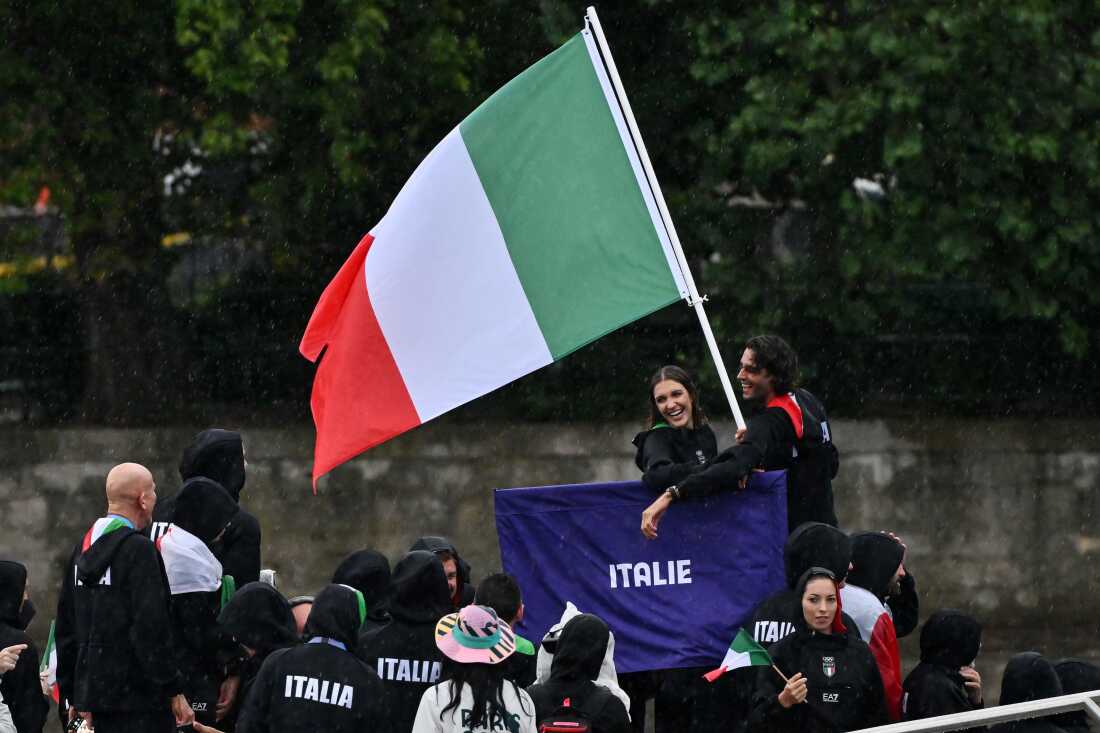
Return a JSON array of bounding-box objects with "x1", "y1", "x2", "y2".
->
[
  {"x1": 1053, "y1": 659, "x2": 1100, "y2": 732},
  {"x1": 0, "y1": 560, "x2": 47, "y2": 733},
  {"x1": 527, "y1": 614, "x2": 631, "y2": 733},
  {"x1": 675, "y1": 388, "x2": 839, "y2": 531},
  {"x1": 749, "y1": 570, "x2": 889, "y2": 733},
  {"x1": 55, "y1": 519, "x2": 184, "y2": 713},
  {"x1": 237, "y1": 584, "x2": 390, "y2": 733},
  {"x1": 902, "y1": 610, "x2": 983, "y2": 721},
  {"x1": 333, "y1": 549, "x2": 391, "y2": 633},
  {"x1": 166, "y1": 477, "x2": 240, "y2": 724},
  {"x1": 632, "y1": 423, "x2": 718, "y2": 493},
  {"x1": 409, "y1": 536, "x2": 475, "y2": 608},
  {"x1": 358, "y1": 551, "x2": 452, "y2": 732},
  {"x1": 152, "y1": 429, "x2": 262, "y2": 584},
  {"x1": 217, "y1": 582, "x2": 299, "y2": 728},
  {"x1": 847, "y1": 531, "x2": 919, "y2": 638},
  {"x1": 172, "y1": 476, "x2": 239, "y2": 545},
  {"x1": 988, "y1": 653, "x2": 1066, "y2": 733}
]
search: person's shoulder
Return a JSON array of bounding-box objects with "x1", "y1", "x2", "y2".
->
[
  {"x1": 633, "y1": 423, "x2": 673, "y2": 446},
  {"x1": 0, "y1": 625, "x2": 32, "y2": 648},
  {"x1": 232, "y1": 509, "x2": 261, "y2": 533},
  {"x1": 257, "y1": 645, "x2": 295, "y2": 672},
  {"x1": 590, "y1": 684, "x2": 629, "y2": 720},
  {"x1": 115, "y1": 528, "x2": 157, "y2": 556}
]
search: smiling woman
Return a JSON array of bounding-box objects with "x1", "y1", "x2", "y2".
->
[
  {"x1": 625, "y1": 365, "x2": 720, "y2": 730},
  {"x1": 631, "y1": 365, "x2": 718, "y2": 494}
]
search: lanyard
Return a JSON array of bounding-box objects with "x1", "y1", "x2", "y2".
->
[{"x1": 307, "y1": 636, "x2": 347, "y2": 652}]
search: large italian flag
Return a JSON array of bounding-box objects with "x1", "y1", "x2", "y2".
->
[{"x1": 301, "y1": 28, "x2": 688, "y2": 484}]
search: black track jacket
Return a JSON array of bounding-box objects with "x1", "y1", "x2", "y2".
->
[
  {"x1": 237, "y1": 584, "x2": 390, "y2": 733},
  {"x1": 55, "y1": 523, "x2": 184, "y2": 713}
]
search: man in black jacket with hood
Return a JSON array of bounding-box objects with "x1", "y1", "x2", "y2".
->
[
  {"x1": 527, "y1": 613, "x2": 631, "y2": 732},
  {"x1": 358, "y1": 550, "x2": 451, "y2": 733},
  {"x1": 409, "y1": 536, "x2": 475, "y2": 608},
  {"x1": 237, "y1": 584, "x2": 390, "y2": 733},
  {"x1": 0, "y1": 560, "x2": 47, "y2": 733},
  {"x1": 55, "y1": 462, "x2": 193, "y2": 733},
  {"x1": 902, "y1": 609, "x2": 983, "y2": 721},
  {"x1": 332, "y1": 549, "x2": 391, "y2": 634},
  {"x1": 152, "y1": 429, "x2": 262, "y2": 585},
  {"x1": 217, "y1": 581, "x2": 300, "y2": 725}
]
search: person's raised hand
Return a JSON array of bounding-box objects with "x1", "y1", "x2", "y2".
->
[
  {"x1": 216, "y1": 675, "x2": 240, "y2": 721},
  {"x1": 883, "y1": 530, "x2": 909, "y2": 574},
  {"x1": 641, "y1": 493, "x2": 672, "y2": 540},
  {"x1": 960, "y1": 665, "x2": 982, "y2": 705},
  {"x1": 735, "y1": 428, "x2": 747, "y2": 444},
  {"x1": 778, "y1": 672, "x2": 807, "y2": 708},
  {"x1": 0, "y1": 643, "x2": 26, "y2": 673},
  {"x1": 172, "y1": 694, "x2": 195, "y2": 727}
]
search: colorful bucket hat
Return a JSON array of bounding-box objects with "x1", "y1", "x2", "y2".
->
[{"x1": 435, "y1": 605, "x2": 517, "y2": 664}]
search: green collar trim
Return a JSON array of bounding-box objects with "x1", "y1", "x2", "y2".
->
[{"x1": 515, "y1": 634, "x2": 536, "y2": 656}]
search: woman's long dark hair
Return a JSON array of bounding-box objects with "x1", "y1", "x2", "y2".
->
[
  {"x1": 646, "y1": 365, "x2": 707, "y2": 429},
  {"x1": 438, "y1": 657, "x2": 531, "y2": 727}
]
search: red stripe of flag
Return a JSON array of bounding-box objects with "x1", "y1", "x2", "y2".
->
[{"x1": 299, "y1": 234, "x2": 420, "y2": 489}]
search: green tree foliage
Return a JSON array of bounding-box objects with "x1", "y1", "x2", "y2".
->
[
  {"x1": 0, "y1": 1, "x2": 199, "y2": 420},
  {"x1": 679, "y1": 0, "x2": 1100, "y2": 358},
  {"x1": 1, "y1": 2, "x2": 1098, "y2": 423}
]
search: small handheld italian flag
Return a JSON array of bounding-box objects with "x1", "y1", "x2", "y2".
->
[
  {"x1": 39, "y1": 619, "x2": 59, "y2": 703},
  {"x1": 703, "y1": 628, "x2": 774, "y2": 683}
]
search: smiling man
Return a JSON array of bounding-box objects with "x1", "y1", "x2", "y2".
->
[{"x1": 641, "y1": 335, "x2": 839, "y2": 539}]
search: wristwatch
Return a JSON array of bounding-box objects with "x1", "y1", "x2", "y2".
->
[{"x1": 665, "y1": 485, "x2": 681, "y2": 502}]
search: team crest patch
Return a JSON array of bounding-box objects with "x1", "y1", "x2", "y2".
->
[{"x1": 822, "y1": 656, "x2": 836, "y2": 678}]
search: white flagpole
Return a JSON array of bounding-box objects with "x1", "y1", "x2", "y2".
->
[{"x1": 585, "y1": 6, "x2": 746, "y2": 430}]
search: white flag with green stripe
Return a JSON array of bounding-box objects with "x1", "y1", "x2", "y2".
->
[
  {"x1": 301, "y1": 23, "x2": 689, "y2": 482},
  {"x1": 704, "y1": 628, "x2": 773, "y2": 682}
]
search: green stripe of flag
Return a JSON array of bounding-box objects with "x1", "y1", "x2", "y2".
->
[
  {"x1": 731, "y1": 627, "x2": 772, "y2": 666},
  {"x1": 459, "y1": 33, "x2": 682, "y2": 360}
]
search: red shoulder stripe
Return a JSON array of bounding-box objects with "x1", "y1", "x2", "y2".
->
[{"x1": 767, "y1": 393, "x2": 804, "y2": 439}]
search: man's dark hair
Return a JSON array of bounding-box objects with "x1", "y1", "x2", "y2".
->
[
  {"x1": 745, "y1": 335, "x2": 798, "y2": 394},
  {"x1": 473, "y1": 573, "x2": 522, "y2": 623}
]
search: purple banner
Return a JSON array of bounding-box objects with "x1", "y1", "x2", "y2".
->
[{"x1": 494, "y1": 472, "x2": 788, "y2": 673}]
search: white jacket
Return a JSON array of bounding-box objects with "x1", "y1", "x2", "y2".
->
[{"x1": 412, "y1": 680, "x2": 536, "y2": 733}]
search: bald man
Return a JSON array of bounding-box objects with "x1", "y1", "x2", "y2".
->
[{"x1": 55, "y1": 463, "x2": 194, "y2": 733}]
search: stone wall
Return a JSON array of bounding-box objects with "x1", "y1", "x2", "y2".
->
[{"x1": 3, "y1": 418, "x2": 1099, "y2": 715}]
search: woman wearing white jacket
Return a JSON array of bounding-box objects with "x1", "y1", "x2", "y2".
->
[{"x1": 412, "y1": 605, "x2": 536, "y2": 733}]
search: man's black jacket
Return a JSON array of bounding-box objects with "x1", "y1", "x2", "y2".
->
[
  {"x1": 676, "y1": 389, "x2": 838, "y2": 530},
  {"x1": 237, "y1": 585, "x2": 391, "y2": 733},
  {"x1": 357, "y1": 551, "x2": 451, "y2": 733},
  {"x1": 55, "y1": 525, "x2": 184, "y2": 712}
]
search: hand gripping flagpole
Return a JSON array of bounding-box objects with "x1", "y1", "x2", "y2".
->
[{"x1": 585, "y1": 6, "x2": 746, "y2": 430}]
